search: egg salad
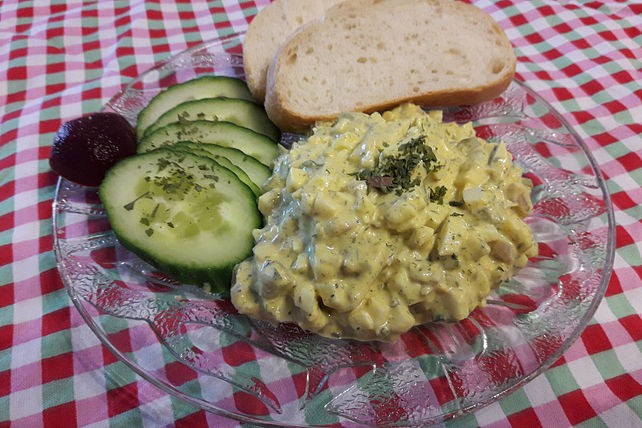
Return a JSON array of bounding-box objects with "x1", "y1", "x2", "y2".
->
[{"x1": 231, "y1": 103, "x2": 537, "y2": 342}]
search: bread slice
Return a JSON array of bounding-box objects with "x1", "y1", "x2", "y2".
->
[
  {"x1": 264, "y1": 0, "x2": 517, "y2": 132},
  {"x1": 243, "y1": 0, "x2": 345, "y2": 102}
]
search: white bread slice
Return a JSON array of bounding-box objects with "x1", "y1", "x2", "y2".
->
[
  {"x1": 264, "y1": 0, "x2": 517, "y2": 132},
  {"x1": 243, "y1": 0, "x2": 345, "y2": 102}
]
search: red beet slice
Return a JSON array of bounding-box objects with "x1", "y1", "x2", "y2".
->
[{"x1": 49, "y1": 112, "x2": 137, "y2": 187}]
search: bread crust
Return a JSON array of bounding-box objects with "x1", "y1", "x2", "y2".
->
[
  {"x1": 265, "y1": 67, "x2": 515, "y2": 133},
  {"x1": 264, "y1": 0, "x2": 516, "y2": 132}
]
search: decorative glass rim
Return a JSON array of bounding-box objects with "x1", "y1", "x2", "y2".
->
[{"x1": 52, "y1": 33, "x2": 615, "y2": 426}]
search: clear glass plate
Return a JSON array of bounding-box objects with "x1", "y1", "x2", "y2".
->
[{"x1": 53, "y1": 33, "x2": 615, "y2": 427}]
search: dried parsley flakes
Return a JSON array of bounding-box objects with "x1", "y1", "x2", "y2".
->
[{"x1": 350, "y1": 136, "x2": 441, "y2": 195}]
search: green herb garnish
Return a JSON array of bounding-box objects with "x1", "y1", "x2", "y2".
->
[
  {"x1": 350, "y1": 136, "x2": 441, "y2": 194},
  {"x1": 430, "y1": 186, "x2": 447, "y2": 204},
  {"x1": 123, "y1": 191, "x2": 150, "y2": 211}
]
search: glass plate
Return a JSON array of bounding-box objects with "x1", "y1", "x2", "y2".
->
[{"x1": 53, "y1": 33, "x2": 615, "y2": 427}]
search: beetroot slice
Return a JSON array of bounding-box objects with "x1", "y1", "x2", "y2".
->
[{"x1": 49, "y1": 112, "x2": 137, "y2": 187}]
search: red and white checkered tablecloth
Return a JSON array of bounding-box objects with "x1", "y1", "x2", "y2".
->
[{"x1": 0, "y1": 0, "x2": 640, "y2": 426}]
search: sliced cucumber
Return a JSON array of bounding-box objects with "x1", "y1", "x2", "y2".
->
[
  {"x1": 137, "y1": 120, "x2": 279, "y2": 167},
  {"x1": 169, "y1": 144, "x2": 261, "y2": 197},
  {"x1": 143, "y1": 97, "x2": 280, "y2": 142},
  {"x1": 136, "y1": 76, "x2": 254, "y2": 139},
  {"x1": 99, "y1": 149, "x2": 260, "y2": 291},
  {"x1": 172, "y1": 141, "x2": 271, "y2": 190}
]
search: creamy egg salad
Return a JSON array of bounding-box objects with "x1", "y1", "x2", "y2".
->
[{"x1": 231, "y1": 103, "x2": 537, "y2": 342}]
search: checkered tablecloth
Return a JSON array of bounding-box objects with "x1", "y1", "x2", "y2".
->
[{"x1": 0, "y1": 0, "x2": 640, "y2": 426}]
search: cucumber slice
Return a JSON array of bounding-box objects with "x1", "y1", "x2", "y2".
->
[
  {"x1": 137, "y1": 120, "x2": 279, "y2": 167},
  {"x1": 143, "y1": 97, "x2": 280, "y2": 142},
  {"x1": 99, "y1": 149, "x2": 260, "y2": 290},
  {"x1": 136, "y1": 76, "x2": 254, "y2": 139},
  {"x1": 172, "y1": 141, "x2": 271, "y2": 189},
  {"x1": 169, "y1": 144, "x2": 261, "y2": 197}
]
